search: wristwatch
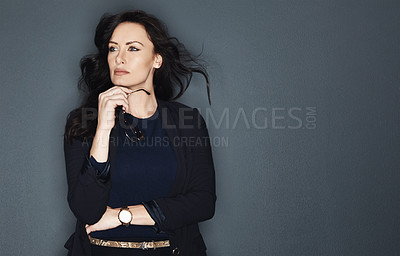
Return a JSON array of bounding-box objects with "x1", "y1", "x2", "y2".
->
[{"x1": 118, "y1": 206, "x2": 133, "y2": 227}]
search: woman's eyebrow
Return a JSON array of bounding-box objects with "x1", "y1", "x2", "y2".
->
[
  {"x1": 109, "y1": 40, "x2": 144, "y2": 46},
  {"x1": 126, "y1": 41, "x2": 144, "y2": 46}
]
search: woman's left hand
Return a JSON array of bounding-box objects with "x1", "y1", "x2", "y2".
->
[{"x1": 85, "y1": 206, "x2": 120, "y2": 234}]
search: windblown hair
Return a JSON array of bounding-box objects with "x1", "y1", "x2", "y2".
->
[{"x1": 64, "y1": 10, "x2": 210, "y2": 142}]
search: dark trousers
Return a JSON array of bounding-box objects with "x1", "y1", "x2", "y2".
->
[{"x1": 90, "y1": 244, "x2": 172, "y2": 256}]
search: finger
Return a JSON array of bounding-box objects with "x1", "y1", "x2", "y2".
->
[
  {"x1": 104, "y1": 97, "x2": 129, "y2": 109},
  {"x1": 106, "y1": 99, "x2": 129, "y2": 111},
  {"x1": 101, "y1": 95, "x2": 129, "y2": 109},
  {"x1": 103, "y1": 93, "x2": 130, "y2": 102},
  {"x1": 105, "y1": 85, "x2": 131, "y2": 93},
  {"x1": 109, "y1": 86, "x2": 133, "y2": 95},
  {"x1": 102, "y1": 87, "x2": 132, "y2": 98},
  {"x1": 116, "y1": 86, "x2": 134, "y2": 94},
  {"x1": 102, "y1": 86, "x2": 118, "y2": 95}
]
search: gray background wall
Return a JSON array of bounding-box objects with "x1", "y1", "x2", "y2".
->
[{"x1": 1, "y1": 0, "x2": 399, "y2": 255}]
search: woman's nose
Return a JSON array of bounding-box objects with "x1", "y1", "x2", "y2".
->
[{"x1": 116, "y1": 51, "x2": 126, "y2": 65}]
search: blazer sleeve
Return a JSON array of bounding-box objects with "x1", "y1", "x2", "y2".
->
[
  {"x1": 63, "y1": 113, "x2": 111, "y2": 225},
  {"x1": 145, "y1": 108, "x2": 216, "y2": 233}
]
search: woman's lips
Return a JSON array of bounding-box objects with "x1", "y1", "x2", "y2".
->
[{"x1": 114, "y1": 69, "x2": 129, "y2": 76}]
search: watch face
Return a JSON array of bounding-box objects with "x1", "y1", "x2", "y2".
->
[{"x1": 119, "y1": 209, "x2": 132, "y2": 223}]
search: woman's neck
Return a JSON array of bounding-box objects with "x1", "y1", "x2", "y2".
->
[{"x1": 126, "y1": 90, "x2": 157, "y2": 119}]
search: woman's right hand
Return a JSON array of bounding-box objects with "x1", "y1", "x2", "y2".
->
[
  {"x1": 97, "y1": 86, "x2": 133, "y2": 132},
  {"x1": 85, "y1": 206, "x2": 120, "y2": 235}
]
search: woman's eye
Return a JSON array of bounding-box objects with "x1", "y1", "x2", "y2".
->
[
  {"x1": 108, "y1": 46, "x2": 117, "y2": 52},
  {"x1": 128, "y1": 46, "x2": 139, "y2": 51}
]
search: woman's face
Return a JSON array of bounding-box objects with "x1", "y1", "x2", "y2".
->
[{"x1": 107, "y1": 22, "x2": 162, "y2": 90}]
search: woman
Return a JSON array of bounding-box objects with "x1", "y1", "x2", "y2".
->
[{"x1": 63, "y1": 10, "x2": 216, "y2": 256}]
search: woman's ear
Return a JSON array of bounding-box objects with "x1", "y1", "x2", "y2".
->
[{"x1": 154, "y1": 54, "x2": 163, "y2": 69}]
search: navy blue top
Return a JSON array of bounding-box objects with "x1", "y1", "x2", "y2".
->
[{"x1": 90, "y1": 109, "x2": 177, "y2": 240}]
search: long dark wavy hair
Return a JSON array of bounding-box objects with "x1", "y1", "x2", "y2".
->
[{"x1": 65, "y1": 10, "x2": 210, "y2": 142}]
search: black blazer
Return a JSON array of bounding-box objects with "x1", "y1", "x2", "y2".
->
[{"x1": 63, "y1": 98, "x2": 216, "y2": 256}]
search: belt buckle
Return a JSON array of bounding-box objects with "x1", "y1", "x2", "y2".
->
[{"x1": 140, "y1": 241, "x2": 149, "y2": 250}]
